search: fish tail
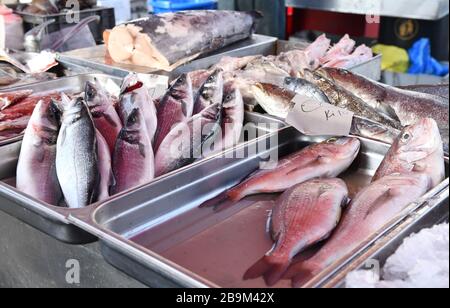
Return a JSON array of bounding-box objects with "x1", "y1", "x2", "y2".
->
[
  {"x1": 289, "y1": 261, "x2": 321, "y2": 288},
  {"x1": 243, "y1": 255, "x2": 290, "y2": 287}
]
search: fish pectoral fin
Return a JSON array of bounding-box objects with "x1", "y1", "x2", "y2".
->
[
  {"x1": 285, "y1": 155, "x2": 330, "y2": 176},
  {"x1": 364, "y1": 188, "x2": 398, "y2": 219}
]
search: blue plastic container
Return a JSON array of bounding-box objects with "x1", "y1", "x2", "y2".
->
[{"x1": 150, "y1": 0, "x2": 218, "y2": 13}]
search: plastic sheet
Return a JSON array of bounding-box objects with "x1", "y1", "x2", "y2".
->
[{"x1": 408, "y1": 38, "x2": 449, "y2": 77}]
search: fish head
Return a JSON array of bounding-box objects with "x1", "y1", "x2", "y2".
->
[
  {"x1": 169, "y1": 73, "x2": 193, "y2": 101},
  {"x1": 323, "y1": 137, "x2": 361, "y2": 161},
  {"x1": 84, "y1": 81, "x2": 108, "y2": 113},
  {"x1": 120, "y1": 108, "x2": 145, "y2": 144},
  {"x1": 395, "y1": 118, "x2": 443, "y2": 163},
  {"x1": 60, "y1": 96, "x2": 90, "y2": 124},
  {"x1": 30, "y1": 100, "x2": 61, "y2": 145}
]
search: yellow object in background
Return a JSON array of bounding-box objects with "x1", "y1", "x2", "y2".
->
[{"x1": 372, "y1": 44, "x2": 410, "y2": 73}]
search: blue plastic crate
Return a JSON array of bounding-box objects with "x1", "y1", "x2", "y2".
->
[{"x1": 150, "y1": 0, "x2": 217, "y2": 13}]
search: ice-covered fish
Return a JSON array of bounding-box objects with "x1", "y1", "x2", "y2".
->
[
  {"x1": 107, "y1": 10, "x2": 260, "y2": 71},
  {"x1": 289, "y1": 172, "x2": 431, "y2": 287},
  {"x1": 155, "y1": 102, "x2": 223, "y2": 177},
  {"x1": 112, "y1": 108, "x2": 155, "y2": 195},
  {"x1": 16, "y1": 100, "x2": 62, "y2": 205},
  {"x1": 85, "y1": 80, "x2": 123, "y2": 154},
  {"x1": 56, "y1": 95, "x2": 99, "y2": 208},
  {"x1": 154, "y1": 73, "x2": 194, "y2": 152},
  {"x1": 244, "y1": 178, "x2": 348, "y2": 286},
  {"x1": 373, "y1": 118, "x2": 445, "y2": 188},
  {"x1": 118, "y1": 74, "x2": 158, "y2": 141},
  {"x1": 193, "y1": 69, "x2": 224, "y2": 115}
]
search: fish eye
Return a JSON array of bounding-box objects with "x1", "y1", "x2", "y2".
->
[
  {"x1": 402, "y1": 133, "x2": 411, "y2": 141},
  {"x1": 177, "y1": 75, "x2": 185, "y2": 84}
]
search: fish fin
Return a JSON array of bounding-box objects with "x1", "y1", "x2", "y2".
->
[
  {"x1": 243, "y1": 254, "x2": 290, "y2": 287},
  {"x1": 285, "y1": 155, "x2": 329, "y2": 176},
  {"x1": 364, "y1": 188, "x2": 398, "y2": 219}
]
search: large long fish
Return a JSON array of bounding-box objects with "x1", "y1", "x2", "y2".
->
[
  {"x1": 118, "y1": 74, "x2": 158, "y2": 141},
  {"x1": 155, "y1": 102, "x2": 223, "y2": 177},
  {"x1": 244, "y1": 178, "x2": 349, "y2": 286},
  {"x1": 289, "y1": 172, "x2": 431, "y2": 287},
  {"x1": 85, "y1": 80, "x2": 123, "y2": 154},
  {"x1": 373, "y1": 118, "x2": 445, "y2": 188},
  {"x1": 317, "y1": 68, "x2": 449, "y2": 149},
  {"x1": 56, "y1": 95, "x2": 99, "y2": 208},
  {"x1": 204, "y1": 137, "x2": 360, "y2": 205},
  {"x1": 193, "y1": 69, "x2": 224, "y2": 115},
  {"x1": 107, "y1": 11, "x2": 261, "y2": 71},
  {"x1": 153, "y1": 73, "x2": 194, "y2": 153},
  {"x1": 16, "y1": 100, "x2": 62, "y2": 205},
  {"x1": 112, "y1": 108, "x2": 155, "y2": 195}
]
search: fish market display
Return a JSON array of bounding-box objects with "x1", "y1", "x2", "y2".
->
[
  {"x1": 202, "y1": 137, "x2": 360, "y2": 206},
  {"x1": 85, "y1": 80, "x2": 123, "y2": 154},
  {"x1": 0, "y1": 90, "x2": 33, "y2": 110},
  {"x1": 323, "y1": 45, "x2": 373, "y2": 69},
  {"x1": 154, "y1": 74, "x2": 194, "y2": 152},
  {"x1": 112, "y1": 108, "x2": 155, "y2": 195},
  {"x1": 193, "y1": 69, "x2": 224, "y2": 115},
  {"x1": 373, "y1": 118, "x2": 445, "y2": 188},
  {"x1": 16, "y1": 100, "x2": 62, "y2": 205},
  {"x1": 320, "y1": 34, "x2": 356, "y2": 65},
  {"x1": 118, "y1": 74, "x2": 158, "y2": 141},
  {"x1": 317, "y1": 68, "x2": 449, "y2": 150},
  {"x1": 244, "y1": 178, "x2": 349, "y2": 286},
  {"x1": 249, "y1": 83, "x2": 295, "y2": 119},
  {"x1": 289, "y1": 172, "x2": 432, "y2": 287},
  {"x1": 56, "y1": 95, "x2": 99, "y2": 208},
  {"x1": 398, "y1": 84, "x2": 449, "y2": 100},
  {"x1": 155, "y1": 102, "x2": 224, "y2": 177},
  {"x1": 107, "y1": 10, "x2": 261, "y2": 71}
]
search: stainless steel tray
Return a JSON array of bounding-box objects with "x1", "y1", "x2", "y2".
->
[
  {"x1": 285, "y1": 0, "x2": 450, "y2": 21},
  {"x1": 57, "y1": 34, "x2": 279, "y2": 79},
  {"x1": 0, "y1": 73, "x2": 284, "y2": 244},
  {"x1": 68, "y1": 126, "x2": 449, "y2": 287}
]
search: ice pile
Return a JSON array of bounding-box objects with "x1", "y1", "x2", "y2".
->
[{"x1": 346, "y1": 223, "x2": 449, "y2": 288}]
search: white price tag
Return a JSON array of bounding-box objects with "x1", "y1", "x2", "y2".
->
[{"x1": 286, "y1": 94, "x2": 354, "y2": 136}]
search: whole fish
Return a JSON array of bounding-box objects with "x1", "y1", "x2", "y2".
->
[
  {"x1": 207, "y1": 137, "x2": 360, "y2": 204},
  {"x1": 283, "y1": 77, "x2": 331, "y2": 104},
  {"x1": 249, "y1": 83, "x2": 295, "y2": 118},
  {"x1": 373, "y1": 118, "x2": 445, "y2": 188},
  {"x1": 289, "y1": 172, "x2": 431, "y2": 287},
  {"x1": 56, "y1": 95, "x2": 99, "y2": 208},
  {"x1": 153, "y1": 73, "x2": 194, "y2": 153},
  {"x1": 112, "y1": 108, "x2": 155, "y2": 195},
  {"x1": 398, "y1": 84, "x2": 449, "y2": 100},
  {"x1": 213, "y1": 83, "x2": 244, "y2": 153},
  {"x1": 244, "y1": 178, "x2": 349, "y2": 286},
  {"x1": 16, "y1": 100, "x2": 62, "y2": 205},
  {"x1": 85, "y1": 80, "x2": 123, "y2": 154},
  {"x1": 193, "y1": 69, "x2": 224, "y2": 115},
  {"x1": 96, "y1": 130, "x2": 113, "y2": 202},
  {"x1": 0, "y1": 90, "x2": 33, "y2": 110},
  {"x1": 317, "y1": 68, "x2": 449, "y2": 149},
  {"x1": 155, "y1": 102, "x2": 223, "y2": 177},
  {"x1": 118, "y1": 74, "x2": 158, "y2": 141},
  {"x1": 303, "y1": 70, "x2": 403, "y2": 130}
]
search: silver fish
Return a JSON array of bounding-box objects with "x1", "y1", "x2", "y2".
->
[{"x1": 193, "y1": 69, "x2": 224, "y2": 115}]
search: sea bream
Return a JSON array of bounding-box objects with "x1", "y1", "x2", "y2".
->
[
  {"x1": 289, "y1": 172, "x2": 432, "y2": 287},
  {"x1": 244, "y1": 178, "x2": 349, "y2": 286},
  {"x1": 56, "y1": 95, "x2": 99, "y2": 208},
  {"x1": 153, "y1": 73, "x2": 194, "y2": 153},
  {"x1": 85, "y1": 80, "x2": 123, "y2": 154},
  {"x1": 16, "y1": 100, "x2": 62, "y2": 205},
  {"x1": 193, "y1": 69, "x2": 224, "y2": 115},
  {"x1": 107, "y1": 11, "x2": 260, "y2": 71},
  {"x1": 372, "y1": 118, "x2": 445, "y2": 188},
  {"x1": 155, "y1": 101, "x2": 223, "y2": 177},
  {"x1": 112, "y1": 108, "x2": 155, "y2": 195},
  {"x1": 118, "y1": 74, "x2": 158, "y2": 141}
]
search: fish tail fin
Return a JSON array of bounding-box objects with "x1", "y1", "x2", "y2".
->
[
  {"x1": 288, "y1": 261, "x2": 322, "y2": 288},
  {"x1": 244, "y1": 255, "x2": 290, "y2": 287}
]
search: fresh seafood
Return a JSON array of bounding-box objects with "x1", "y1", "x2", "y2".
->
[
  {"x1": 107, "y1": 11, "x2": 261, "y2": 71},
  {"x1": 0, "y1": 92, "x2": 61, "y2": 121},
  {"x1": 85, "y1": 80, "x2": 123, "y2": 154},
  {"x1": 118, "y1": 74, "x2": 158, "y2": 141},
  {"x1": 398, "y1": 84, "x2": 449, "y2": 99},
  {"x1": 193, "y1": 69, "x2": 224, "y2": 115},
  {"x1": 317, "y1": 68, "x2": 449, "y2": 148},
  {"x1": 16, "y1": 100, "x2": 62, "y2": 205},
  {"x1": 373, "y1": 118, "x2": 445, "y2": 188},
  {"x1": 96, "y1": 130, "x2": 113, "y2": 202},
  {"x1": 0, "y1": 116, "x2": 30, "y2": 137},
  {"x1": 0, "y1": 90, "x2": 33, "y2": 110},
  {"x1": 213, "y1": 56, "x2": 261, "y2": 73},
  {"x1": 154, "y1": 74, "x2": 194, "y2": 152},
  {"x1": 305, "y1": 34, "x2": 331, "y2": 62},
  {"x1": 244, "y1": 178, "x2": 349, "y2": 286},
  {"x1": 188, "y1": 70, "x2": 211, "y2": 94},
  {"x1": 202, "y1": 137, "x2": 360, "y2": 206},
  {"x1": 323, "y1": 45, "x2": 373, "y2": 69},
  {"x1": 289, "y1": 172, "x2": 432, "y2": 287},
  {"x1": 56, "y1": 95, "x2": 99, "y2": 208},
  {"x1": 155, "y1": 102, "x2": 223, "y2": 177},
  {"x1": 283, "y1": 77, "x2": 331, "y2": 105},
  {"x1": 351, "y1": 116, "x2": 400, "y2": 145},
  {"x1": 112, "y1": 108, "x2": 155, "y2": 195},
  {"x1": 249, "y1": 83, "x2": 295, "y2": 119},
  {"x1": 320, "y1": 34, "x2": 356, "y2": 64}
]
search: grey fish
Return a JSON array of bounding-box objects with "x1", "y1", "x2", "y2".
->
[
  {"x1": 154, "y1": 73, "x2": 194, "y2": 153},
  {"x1": 193, "y1": 69, "x2": 224, "y2": 115},
  {"x1": 283, "y1": 77, "x2": 332, "y2": 104},
  {"x1": 249, "y1": 83, "x2": 296, "y2": 119},
  {"x1": 16, "y1": 100, "x2": 62, "y2": 206},
  {"x1": 351, "y1": 116, "x2": 400, "y2": 145},
  {"x1": 56, "y1": 95, "x2": 99, "y2": 208}
]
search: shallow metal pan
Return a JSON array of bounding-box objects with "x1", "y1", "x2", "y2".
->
[{"x1": 68, "y1": 126, "x2": 449, "y2": 287}]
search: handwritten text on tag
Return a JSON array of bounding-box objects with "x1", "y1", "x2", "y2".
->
[{"x1": 286, "y1": 95, "x2": 354, "y2": 136}]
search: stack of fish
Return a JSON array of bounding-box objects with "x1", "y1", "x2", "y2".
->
[{"x1": 201, "y1": 119, "x2": 445, "y2": 288}]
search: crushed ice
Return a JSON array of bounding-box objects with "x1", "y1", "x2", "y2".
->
[{"x1": 346, "y1": 223, "x2": 449, "y2": 288}]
